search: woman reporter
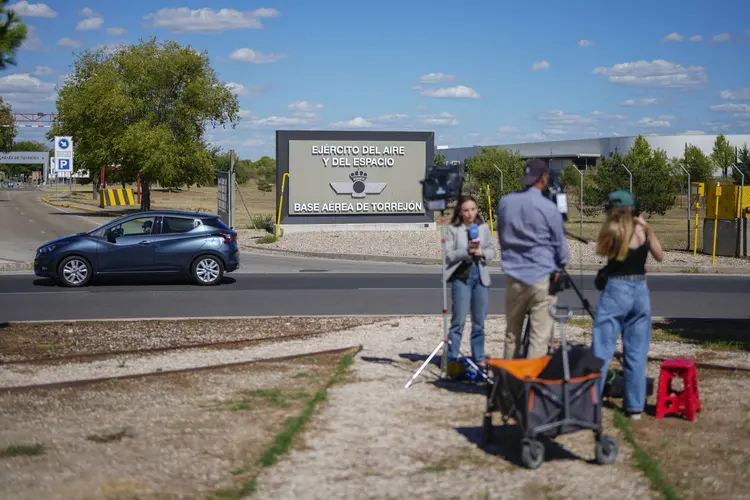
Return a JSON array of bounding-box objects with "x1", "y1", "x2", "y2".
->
[
  {"x1": 592, "y1": 190, "x2": 664, "y2": 420},
  {"x1": 444, "y1": 195, "x2": 495, "y2": 376}
]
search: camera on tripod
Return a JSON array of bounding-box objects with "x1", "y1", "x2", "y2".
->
[
  {"x1": 545, "y1": 169, "x2": 570, "y2": 222},
  {"x1": 421, "y1": 163, "x2": 464, "y2": 212}
]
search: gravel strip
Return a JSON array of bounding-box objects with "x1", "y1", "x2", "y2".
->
[
  {"x1": 0, "y1": 317, "x2": 381, "y2": 362},
  {"x1": 240, "y1": 230, "x2": 750, "y2": 269}
]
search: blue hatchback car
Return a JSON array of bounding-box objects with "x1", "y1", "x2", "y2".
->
[{"x1": 34, "y1": 210, "x2": 240, "y2": 287}]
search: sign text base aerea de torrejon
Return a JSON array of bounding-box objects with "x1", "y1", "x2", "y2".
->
[{"x1": 293, "y1": 201, "x2": 424, "y2": 214}]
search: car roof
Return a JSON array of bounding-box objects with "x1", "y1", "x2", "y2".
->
[{"x1": 127, "y1": 210, "x2": 219, "y2": 218}]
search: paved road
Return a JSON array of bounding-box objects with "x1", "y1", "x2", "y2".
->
[
  {"x1": 0, "y1": 188, "x2": 112, "y2": 263},
  {"x1": 0, "y1": 271, "x2": 747, "y2": 322}
]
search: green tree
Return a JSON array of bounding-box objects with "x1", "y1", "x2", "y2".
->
[
  {"x1": 0, "y1": 96, "x2": 15, "y2": 151},
  {"x1": 711, "y1": 134, "x2": 735, "y2": 178},
  {"x1": 735, "y1": 143, "x2": 749, "y2": 185},
  {"x1": 0, "y1": 0, "x2": 28, "y2": 70},
  {"x1": 593, "y1": 135, "x2": 677, "y2": 215},
  {"x1": 681, "y1": 144, "x2": 714, "y2": 183},
  {"x1": 464, "y1": 146, "x2": 526, "y2": 219},
  {"x1": 253, "y1": 156, "x2": 276, "y2": 193},
  {"x1": 209, "y1": 149, "x2": 253, "y2": 185},
  {"x1": 48, "y1": 38, "x2": 240, "y2": 210},
  {"x1": 433, "y1": 153, "x2": 446, "y2": 166}
]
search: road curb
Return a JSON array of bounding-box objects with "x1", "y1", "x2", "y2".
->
[
  {"x1": 243, "y1": 244, "x2": 750, "y2": 275},
  {"x1": 40, "y1": 196, "x2": 121, "y2": 217},
  {"x1": 0, "y1": 261, "x2": 32, "y2": 272}
]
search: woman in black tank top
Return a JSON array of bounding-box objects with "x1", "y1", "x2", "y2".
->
[{"x1": 591, "y1": 190, "x2": 665, "y2": 420}]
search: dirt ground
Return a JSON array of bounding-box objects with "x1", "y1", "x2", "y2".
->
[
  {"x1": 632, "y1": 363, "x2": 750, "y2": 500},
  {"x1": 0, "y1": 317, "x2": 381, "y2": 362},
  {"x1": 0, "y1": 349, "x2": 354, "y2": 500}
]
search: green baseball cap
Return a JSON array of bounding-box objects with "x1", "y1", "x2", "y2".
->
[{"x1": 607, "y1": 190, "x2": 635, "y2": 208}]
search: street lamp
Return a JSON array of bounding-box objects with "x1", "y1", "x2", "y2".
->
[
  {"x1": 493, "y1": 164, "x2": 503, "y2": 192},
  {"x1": 620, "y1": 163, "x2": 633, "y2": 194}
]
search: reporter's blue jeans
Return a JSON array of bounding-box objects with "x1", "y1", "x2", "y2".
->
[
  {"x1": 448, "y1": 264, "x2": 488, "y2": 364},
  {"x1": 592, "y1": 277, "x2": 652, "y2": 414}
]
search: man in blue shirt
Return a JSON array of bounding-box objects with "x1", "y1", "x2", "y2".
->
[{"x1": 496, "y1": 159, "x2": 569, "y2": 359}]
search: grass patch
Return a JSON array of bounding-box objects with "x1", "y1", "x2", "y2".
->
[
  {"x1": 0, "y1": 443, "x2": 45, "y2": 458},
  {"x1": 86, "y1": 427, "x2": 134, "y2": 443},
  {"x1": 566, "y1": 317, "x2": 750, "y2": 351},
  {"x1": 213, "y1": 351, "x2": 358, "y2": 499},
  {"x1": 230, "y1": 388, "x2": 309, "y2": 411},
  {"x1": 34, "y1": 343, "x2": 68, "y2": 350},
  {"x1": 612, "y1": 410, "x2": 682, "y2": 500},
  {"x1": 255, "y1": 235, "x2": 277, "y2": 244}
]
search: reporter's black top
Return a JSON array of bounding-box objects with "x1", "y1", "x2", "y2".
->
[{"x1": 608, "y1": 238, "x2": 649, "y2": 276}]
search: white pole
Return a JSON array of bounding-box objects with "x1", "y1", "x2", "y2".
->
[
  {"x1": 493, "y1": 164, "x2": 503, "y2": 193},
  {"x1": 620, "y1": 163, "x2": 633, "y2": 194},
  {"x1": 731, "y1": 163, "x2": 745, "y2": 255},
  {"x1": 572, "y1": 165, "x2": 584, "y2": 238},
  {"x1": 677, "y1": 164, "x2": 690, "y2": 250}
]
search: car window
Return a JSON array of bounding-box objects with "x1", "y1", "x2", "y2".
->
[
  {"x1": 161, "y1": 216, "x2": 200, "y2": 234},
  {"x1": 108, "y1": 217, "x2": 157, "y2": 238}
]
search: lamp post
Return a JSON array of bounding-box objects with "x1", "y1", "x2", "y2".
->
[
  {"x1": 619, "y1": 163, "x2": 633, "y2": 194},
  {"x1": 676, "y1": 164, "x2": 690, "y2": 251},
  {"x1": 731, "y1": 163, "x2": 745, "y2": 257},
  {"x1": 493, "y1": 164, "x2": 503, "y2": 193}
]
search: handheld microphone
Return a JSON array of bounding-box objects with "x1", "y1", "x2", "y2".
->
[{"x1": 468, "y1": 223, "x2": 480, "y2": 250}]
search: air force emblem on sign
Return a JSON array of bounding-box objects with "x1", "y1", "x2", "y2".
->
[{"x1": 329, "y1": 170, "x2": 387, "y2": 199}]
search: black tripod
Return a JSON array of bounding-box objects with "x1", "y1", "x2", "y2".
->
[{"x1": 518, "y1": 267, "x2": 596, "y2": 358}]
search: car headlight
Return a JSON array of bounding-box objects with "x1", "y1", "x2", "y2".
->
[{"x1": 38, "y1": 244, "x2": 60, "y2": 254}]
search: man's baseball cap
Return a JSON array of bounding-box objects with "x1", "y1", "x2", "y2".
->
[
  {"x1": 607, "y1": 190, "x2": 635, "y2": 208},
  {"x1": 521, "y1": 158, "x2": 550, "y2": 186}
]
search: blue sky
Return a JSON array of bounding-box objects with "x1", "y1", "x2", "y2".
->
[{"x1": 3, "y1": 0, "x2": 750, "y2": 160}]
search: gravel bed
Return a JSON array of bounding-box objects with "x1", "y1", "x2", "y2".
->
[
  {"x1": 0, "y1": 317, "x2": 381, "y2": 362},
  {"x1": 240, "y1": 229, "x2": 750, "y2": 269}
]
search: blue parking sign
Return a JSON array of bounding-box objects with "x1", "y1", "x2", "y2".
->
[{"x1": 58, "y1": 158, "x2": 71, "y2": 171}]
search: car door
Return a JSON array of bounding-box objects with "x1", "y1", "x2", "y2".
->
[
  {"x1": 96, "y1": 216, "x2": 159, "y2": 274},
  {"x1": 151, "y1": 216, "x2": 207, "y2": 272}
]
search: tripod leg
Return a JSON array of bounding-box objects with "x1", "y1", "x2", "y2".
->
[{"x1": 405, "y1": 340, "x2": 448, "y2": 389}]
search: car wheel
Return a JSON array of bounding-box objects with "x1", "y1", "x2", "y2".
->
[
  {"x1": 58, "y1": 256, "x2": 93, "y2": 287},
  {"x1": 192, "y1": 255, "x2": 224, "y2": 286}
]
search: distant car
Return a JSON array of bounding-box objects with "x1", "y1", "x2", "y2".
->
[{"x1": 34, "y1": 211, "x2": 239, "y2": 287}]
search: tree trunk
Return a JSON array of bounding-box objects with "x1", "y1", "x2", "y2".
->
[{"x1": 141, "y1": 176, "x2": 151, "y2": 211}]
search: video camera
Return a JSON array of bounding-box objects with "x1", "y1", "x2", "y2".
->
[
  {"x1": 421, "y1": 163, "x2": 464, "y2": 212},
  {"x1": 545, "y1": 168, "x2": 570, "y2": 222}
]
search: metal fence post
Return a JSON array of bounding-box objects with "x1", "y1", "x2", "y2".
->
[
  {"x1": 493, "y1": 164, "x2": 503, "y2": 193},
  {"x1": 731, "y1": 163, "x2": 745, "y2": 257},
  {"x1": 620, "y1": 163, "x2": 633, "y2": 194},
  {"x1": 677, "y1": 164, "x2": 690, "y2": 251},
  {"x1": 571, "y1": 164, "x2": 584, "y2": 238}
]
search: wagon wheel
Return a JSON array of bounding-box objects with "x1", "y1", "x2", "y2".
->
[
  {"x1": 520, "y1": 438, "x2": 545, "y2": 469},
  {"x1": 594, "y1": 434, "x2": 619, "y2": 465}
]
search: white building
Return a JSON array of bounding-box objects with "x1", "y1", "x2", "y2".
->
[{"x1": 438, "y1": 134, "x2": 750, "y2": 172}]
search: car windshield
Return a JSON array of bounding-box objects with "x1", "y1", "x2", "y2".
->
[{"x1": 86, "y1": 214, "x2": 143, "y2": 236}]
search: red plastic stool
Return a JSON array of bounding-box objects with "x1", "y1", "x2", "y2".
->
[{"x1": 655, "y1": 359, "x2": 701, "y2": 422}]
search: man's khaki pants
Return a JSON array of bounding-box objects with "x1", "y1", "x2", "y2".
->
[{"x1": 504, "y1": 275, "x2": 557, "y2": 359}]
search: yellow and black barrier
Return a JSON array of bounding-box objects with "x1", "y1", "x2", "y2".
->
[{"x1": 100, "y1": 188, "x2": 137, "y2": 208}]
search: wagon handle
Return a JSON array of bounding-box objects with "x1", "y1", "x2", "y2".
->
[{"x1": 548, "y1": 304, "x2": 574, "y2": 322}]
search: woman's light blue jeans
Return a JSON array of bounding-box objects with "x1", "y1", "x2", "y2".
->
[
  {"x1": 448, "y1": 264, "x2": 488, "y2": 364},
  {"x1": 592, "y1": 277, "x2": 652, "y2": 414}
]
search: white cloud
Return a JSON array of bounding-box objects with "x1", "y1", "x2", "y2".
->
[
  {"x1": 143, "y1": 8, "x2": 279, "y2": 34},
  {"x1": 19, "y1": 25, "x2": 43, "y2": 52},
  {"x1": 577, "y1": 40, "x2": 594, "y2": 47},
  {"x1": 226, "y1": 83, "x2": 249, "y2": 96},
  {"x1": 689, "y1": 34, "x2": 703, "y2": 42},
  {"x1": 7, "y1": 1, "x2": 57, "y2": 18},
  {"x1": 288, "y1": 101, "x2": 324, "y2": 111},
  {"x1": 531, "y1": 60, "x2": 550, "y2": 71},
  {"x1": 330, "y1": 117, "x2": 373, "y2": 128},
  {"x1": 709, "y1": 103, "x2": 750, "y2": 115},
  {"x1": 592, "y1": 59, "x2": 708, "y2": 89},
  {"x1": 31, "y1": 65, "x2": 54, "y2": 76},
  {"x1": 539, "y1": 110, "x2": 597, "y2": 126},
  {"x1": 619, "y1": 98, "x2": 659, "y2": 106},
  {"x1": 419, "y1": 73, "x2": 455, "y2": 84},
  {"x1": 420, "y1": 112, "x2": 458, "y2": 127},
  {"x1": 638, "y1": 117, "x2": 672, "y2": 127},
  {"x1": 57, "y1": 38, "x2": 81, "y2": 48},
  {"x1": 679, "y1": 130, "x2": 706, "y2": 135},
  {"x1": 80, "y1": 7, "x2": 99, "y2": 17},
  {"x1": 521, "y1": 133, "x2": 545, "y2": 141},
  {"x1": 711, "y1": 33, "x2": 731, "y2": 43},
  {"x1": 591, "y1": 110, "x2": 626, "y2": 120},
  {"x1": 719, "y1": 87, "x2": 750, "y2": 100},
  {"x1": 0, "y1": 73, "x2": 57, "y2": 111},
  {"x1": 419, "y1": 85, "x2": 480, "y2": 99},
  {"x1": 498, "y1": 126, "x2": 520, "y2": 134},
  {"x1": 661, "y1": 32, "x2": 684, "y2": 42},
  {"x1": 76, "y1": 17, "x2": 104, "y2": 31},
  {"x1": 228, "y1": 48, "x2": 286, "y2": 64},
  {"x1": 544, "y1": 128, "x2": 567, "y2": 135},
  {"x1": 107, "y1": 27, "x2": 128, "y2": 35},
  {"x1": 253, "y1": 116, "x2": 313, "y2": 127}
]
